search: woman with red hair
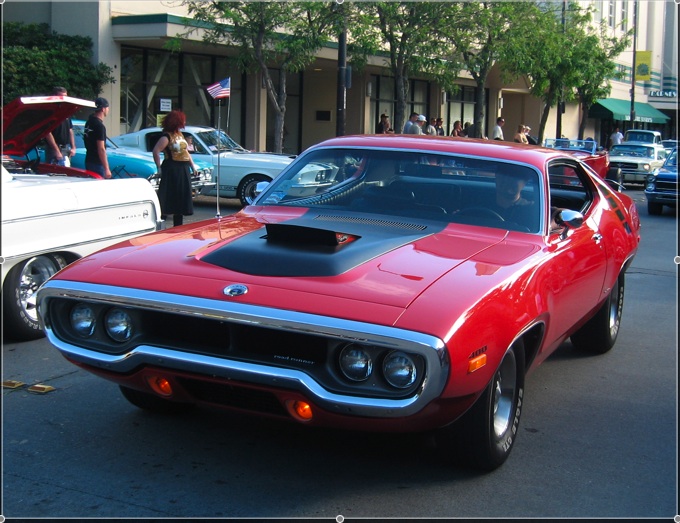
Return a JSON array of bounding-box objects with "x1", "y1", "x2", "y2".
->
[{"x1": 153, "y1": 110, "x2": 198, "y2": 227}]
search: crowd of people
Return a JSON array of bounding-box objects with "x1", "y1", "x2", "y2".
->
[{"x1": 375, "y1": 112, "x2": 537, "y2": 144}]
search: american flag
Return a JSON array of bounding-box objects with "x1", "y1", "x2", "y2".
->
[{"x1": 206, "y1": 77, "x2": 231, "y2": 99}]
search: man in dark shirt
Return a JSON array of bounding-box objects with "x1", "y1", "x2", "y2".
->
[
  {"x1": 45, "y1": 87, "x2": 76, "y2": 166},
  {"x1": 83, "y1": 97, "x2": 112, "y2": 178}
]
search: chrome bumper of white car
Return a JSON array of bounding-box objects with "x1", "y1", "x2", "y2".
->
[{"x1": 38, "y1": 280, "x2": 449, "y2": 418}]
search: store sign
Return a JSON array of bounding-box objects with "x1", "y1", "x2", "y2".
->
[
  {"x1": 649, "y1": 90, "x2": 677, "y2": 98},
  {"x1": 623, "y1": 115, "x2": 654, "y2": 123}
]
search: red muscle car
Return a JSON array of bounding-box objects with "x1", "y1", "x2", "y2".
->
[
  {"x1": 37, "y1": 136, "x2": 640, "y2": 470},
  {"x1": 543, "y1": 138, "x2": 620, "y2": 185}
]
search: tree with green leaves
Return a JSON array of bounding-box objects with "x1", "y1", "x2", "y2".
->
[
  {"x1": 181, "y1": 1, "x2": 339, "y2": 153},
  {"x1": 2, "y1": 22, "x2": 114, "y2": 106},
  {"x1": 500, "y1": 2, "x2": 593, "y2": 143},
  {"x1": 572, "y1": 22, "x2": 630, "y2": 139},
  {"x1": 444, "y1": 1, "x2": 542, "y2": 138},
  {"x1": 348, "y1": 2, "x2": 462, "y2": 134}
]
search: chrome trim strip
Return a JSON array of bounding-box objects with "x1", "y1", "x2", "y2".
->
[
  {"x1": 38, "y1": 280, "x2": 449, "y2": 418},
  {"x1": 1, "y1": 199, "x2": 159, "y2": 225}
]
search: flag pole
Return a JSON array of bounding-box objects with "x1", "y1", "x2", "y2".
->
[{"x1": 215, "y1": 99, "x2": 222, "y2": 219}]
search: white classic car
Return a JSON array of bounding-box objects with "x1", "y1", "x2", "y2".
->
[
  {"x1": 609, "y1": 142, "x2": 668, "y2": 183},
  {"x1": 112, "y1": 126, "x2": 294, "y2": 206},
  {"x1": 2, "y1": 95, "x2": 162, "y2": 340}
]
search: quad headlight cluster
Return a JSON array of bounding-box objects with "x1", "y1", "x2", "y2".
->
[
  {"x1": 69, "y1": 303, "x2": 133, "y2": 342},
  {"x1": 338, "y1": 343, "x2": 419, "y2": 389}
]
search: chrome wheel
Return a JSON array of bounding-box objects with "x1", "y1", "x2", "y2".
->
[
  {"x1": 493, "y1": 348, "x2": 518, "y2": 439},
  {"x1": 3, "y1": 254, "x2": 68, "y2": 340},
  {"x1": 18, "y1": 255, "x2": 65, "y2": 323}
]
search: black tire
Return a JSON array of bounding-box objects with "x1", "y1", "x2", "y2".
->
[
  {"x1": 2, "y1": 254, "x2": 68, "y2": 340},
  {"x1": 571, "y1": 273, "x2": 625, "y2": 354},
  {"x1": 119, "y1": 385, "x2": 194, "y2": 414},
  {"x1": 647, "y1": 201, "x2": 663, "y2": 216},
  {"x1": 237, "y1": 173, "x2": 270, "y2": 207},
  {"x1": 435, "y1": 340, "x2": 525, "y2": 471}
]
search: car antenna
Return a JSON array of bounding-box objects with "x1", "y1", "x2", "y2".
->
[{"x1": 215, "y1": 100, "x2": 222, "y2": 219}]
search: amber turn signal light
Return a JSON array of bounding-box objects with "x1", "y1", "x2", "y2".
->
[
  {"x1": 146, "y1": 376, "x2": 173, "y2": 396},
  {"x1": 287, "y1": 400, "x2": 313, "y2": 421},
  {"x1": 467, "y1": 354, "x2": 487, "y2": 374}
]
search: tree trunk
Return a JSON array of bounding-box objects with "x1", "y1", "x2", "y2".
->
[
  {"x1": 577, "y1": 100, "x2": 588, "y2": 140},
  {"x1": 394, "y1": 72, "x2": 409, "y2": 134},
  {"x1": 261, "y1": 69, "x2": 287, "y2": 154},
  {"x1": 538, "y1": 102, "x2": 551, "y2": 145},
  {"x1": 473, "y1": 76, "x2": 487, "y2": 139}
]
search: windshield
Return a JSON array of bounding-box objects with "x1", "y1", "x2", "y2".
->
[
  {"x1": 625, "y1": 131, "x2": 657, "y2": 143},
  {"x1": 544, "y1": 138, "x2": 597, "y2": 154},
  {"x1": 610, "y1": 145, "x2": 653, "y2": 158},
  {"x1": 663, "y1": 149, "x2": 677, "y2": 168},
  {"x1": 257, "y1": 148, "x2": 543, "y2": 233},
  {"x1": 196, "y1": 129, "x2": 246, "y2": 153}
]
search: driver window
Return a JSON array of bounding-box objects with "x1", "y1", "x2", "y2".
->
[{"x1": 547, "y1": 161, "x2": 592, "y2": 214}]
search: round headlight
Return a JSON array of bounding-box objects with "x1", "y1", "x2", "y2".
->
[
  {"x1": 70, "y1": 303, "x2": 96, "y2": 337},
  {"x1": 339, "y1": 344, "x2": 373, "y2": 382},
  {"x1": 643, "y1": 163, "x2": 651, "y2": 171},
  {"x1": 383, "y1": 351, "x2": 417, "y2": 389},
  {"x1": 105, "y1": 308, "x2": 133, "y2": 342}
]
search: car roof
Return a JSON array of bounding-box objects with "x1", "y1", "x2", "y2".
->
[{"x1": 310, "y1": 135, "x2": 568, "y2": 171}]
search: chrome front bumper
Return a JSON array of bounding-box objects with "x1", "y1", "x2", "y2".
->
[{"x1": 38, "y1": 280, "x2": 449, "y2": 418}]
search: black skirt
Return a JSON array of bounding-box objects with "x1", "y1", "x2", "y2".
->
[{"x1": 157, "y1": 159, "x2": 194, "y2": 216}]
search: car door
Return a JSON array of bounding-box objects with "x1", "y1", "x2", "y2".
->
[{"x1": 543, "y1": 160, "x2": 608, "y2": 346}]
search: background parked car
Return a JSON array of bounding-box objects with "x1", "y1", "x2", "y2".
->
[
  {"x1": 623, "y1": 129, "x2": 662, "y2": 144},
  {"x1": 644, "y1": 147, "x2": 677, "y2": 215},
  {"x1": 60, "y1": 120, "x2": 215, "y2": 196},
  {"x1": 608, "y1": 142, "x2": 667, "y2": 184},
  {"x1": 112, "y1": 126, "x2": 294, "y2": 206},
  {"x1": 2, "y1": 95, "x2": 162, "y2": 341},
  {"x1": 543, "y1": 138, "x2": 621, "y2": 185},
  {"x1": 660, "y1": 139, "x2": 678, "y2": 154}
]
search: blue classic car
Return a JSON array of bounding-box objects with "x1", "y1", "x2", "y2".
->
[
  {"x1": 41, "y1": 120, "x2": 215, "y2": 195},
  {"x1": 644, "y1": 148, "x2": 677, "y2": 215}
]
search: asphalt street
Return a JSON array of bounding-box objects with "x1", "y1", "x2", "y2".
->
[{"x1": 2, "y1": 188, "x2": 677, "y2": 520}]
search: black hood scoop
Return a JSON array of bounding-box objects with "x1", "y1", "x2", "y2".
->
[{"x1": 200, "y1": 213, "x2": 443, "y2": 277}]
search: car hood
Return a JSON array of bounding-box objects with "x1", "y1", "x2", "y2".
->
[
  {"x1": 654, "y1": 166, "x2": 678, "y2": 180},
  {"x1": 57, "y1": 208, "x2": 540, "y2": 323},
  {"x1": 609, "y1": 153, "x2": 655, "y2": 162},
  {"x1": 213, "y1": 150, "x2": 294, "y2": 167},
  {"x1": 2, "y1": 96, "x2": 95, "y2": 155}
]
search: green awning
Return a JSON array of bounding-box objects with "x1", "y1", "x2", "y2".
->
[{"x1": 589, "y1": 98, "x2": 670, "y2": 124}]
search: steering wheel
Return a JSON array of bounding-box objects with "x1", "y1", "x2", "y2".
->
[{"x1": 458, "y1": 206, "x2": 506, "y2": 221}]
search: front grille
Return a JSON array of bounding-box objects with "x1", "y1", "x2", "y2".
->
[
  {"x1": 611, "y1": 162, "x2": 639, "y2": 170},
  {"x1": 655, "y1": 180, "x2": 677, "y2": 193},
  {"x1": 177, "y1": 377, "x2": 288, "y2": 416}
]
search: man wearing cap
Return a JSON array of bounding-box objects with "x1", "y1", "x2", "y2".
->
[
  {"x1": 406, "y1": 114, "x2": 427, "y2": 135},
  {"x1": 84, "y1": 97, "x2": 112, "y2": 178}
]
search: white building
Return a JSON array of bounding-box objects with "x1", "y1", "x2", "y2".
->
[{"x1": 4, "y1": 0, "x2": 676, "y2": 153}]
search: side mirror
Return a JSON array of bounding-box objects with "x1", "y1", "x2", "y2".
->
[{"x1": 558, "y1": 209, "x2": 584, "y2": 240}]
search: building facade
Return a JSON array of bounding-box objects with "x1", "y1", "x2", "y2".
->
[{"x1": 4, "y1": 0, "x2": 676, "y2": 154}]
